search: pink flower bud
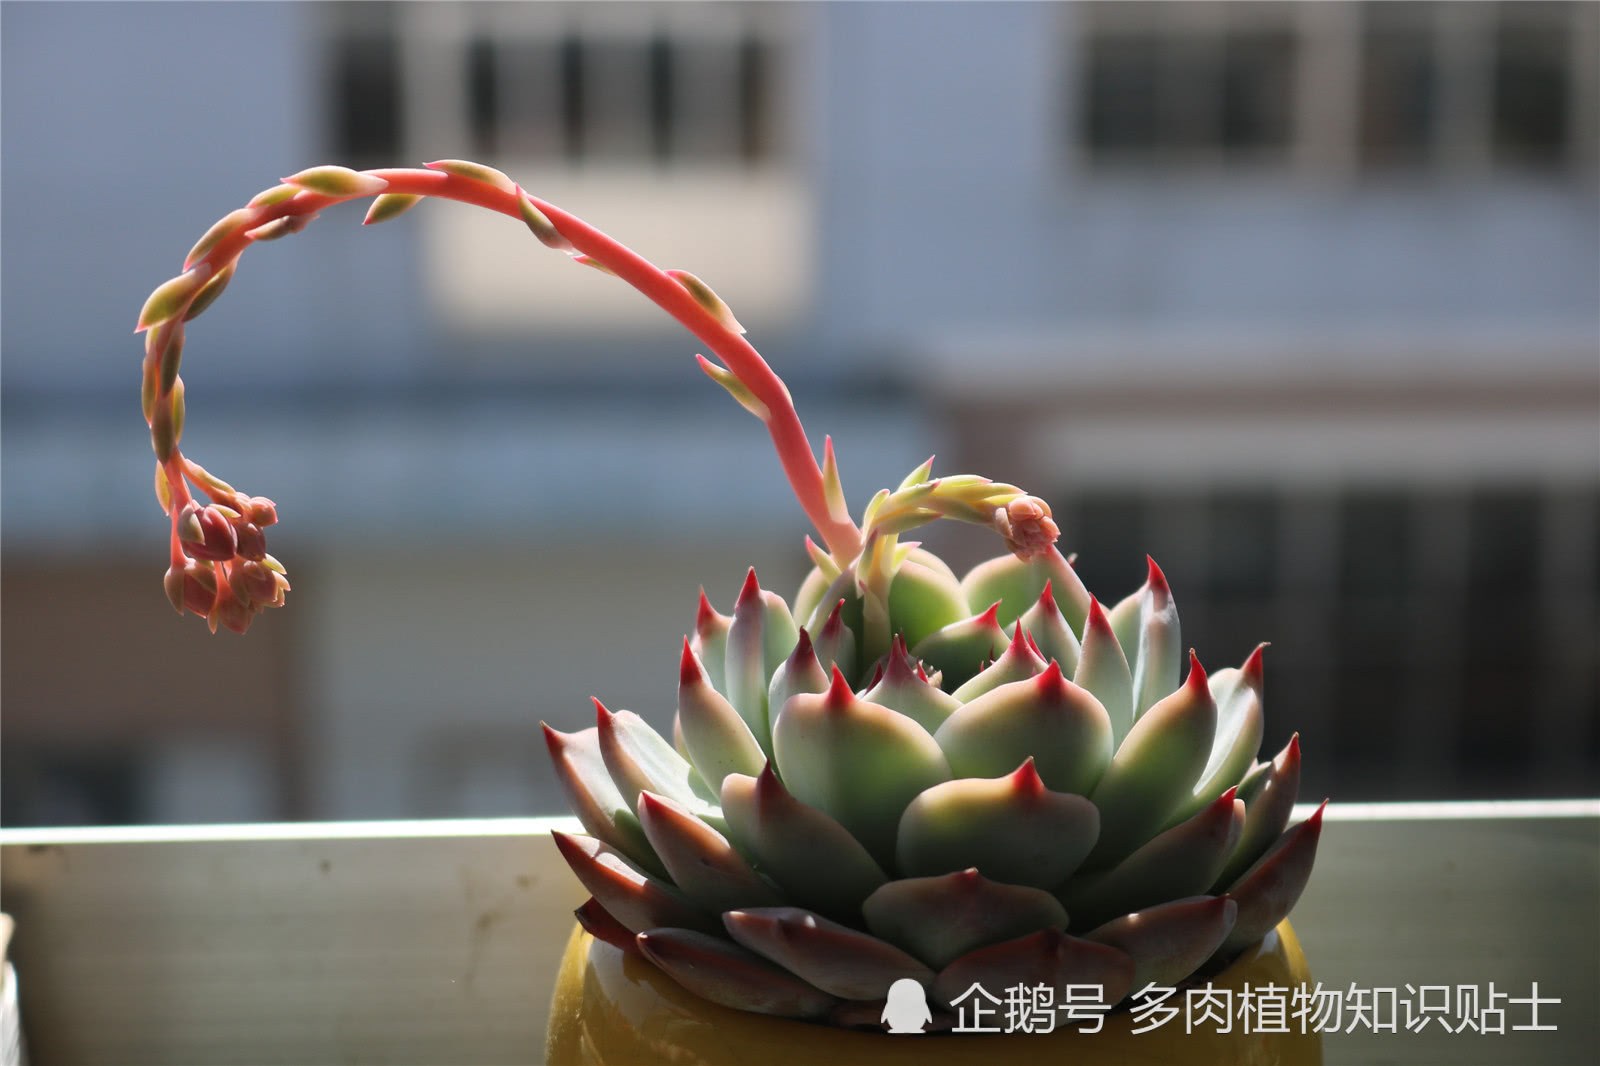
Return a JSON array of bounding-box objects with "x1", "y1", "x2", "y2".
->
[
  {"x1": 211, "y1": 595, "x2": 256, "y2": 635},
  {"x1": 163, "y1": 566, "x2": 186, "y2": 614},
  {"x1": 243, "y1": 496, "x2": 278, "y2": 527},
  {"x1": 236, "y1": 560, "x2": 280, "y2": 604},
  {"x1": 189, "y1": 505, "x2": 239, "y2": 561},
  {"x1": 176, "y1": 501, "x2": 205, "y2": 545},
  {"x1": 233, "y1": 521, "x2": 268, "y2": 560},
  {"x1": 995, "y1": 495, "x2": 1060, "y2": 561},
  {"x1": 172, "y1": 559, "x2": 218, "y2": 616}
]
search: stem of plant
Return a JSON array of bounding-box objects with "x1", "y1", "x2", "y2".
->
[{"x1": 141, "y1": 165, "x2": 863, "y2": 576}]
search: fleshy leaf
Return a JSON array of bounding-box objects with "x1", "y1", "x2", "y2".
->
[
  {"x1": 767, "y1": 629, "x2": 830, "y2": 722},
  {"x1": 636, "y1": 791, "x2": 782, "y2": 912},
  {"x1": 676, "y1": 639, "x2": 766, "y2": 795},
  {"x1": 574, "y1": 897, "x2": 639, "y2": 953},
  {"x1": 884, "y1": 555, "x2": 971, "y2": 652},
  {"x1": 635, "y1": 928, "x2": 838, "y2": 1020},
  {"x1": 690, "y1": 590, "x2": 733, "y2": 693},
  {"x1": 724, "y1": 907, "x2": 934, "y2": 1000},
  {"x1": 425, "y1": 158, "x2": 516, "y2": 192},
  {"x1": 950, "y1": 623, "x2": 1048, "y2": 702},
  {"x1": 1084, "y1": 895, "x2": 1238, "y2": 991},
  {"x1": 726, "y1": 569, "x2": 776, "y2": 754},
  {"x1": 1086, "y1": 651, "x2": 1217, "y2": 866},
  {"x1": 932, "y1": 929, "x2": 1135, "y2": 1012},
  {"x1": 728, "y1": 570, "x2": 801, "y2": 755},
  {"x1": 895, "y1": 758, "x2": 1100, "y2": 889},
  {"x1": 1164, "y1": 644, "x2": 1268, "y2": 829},
  {"x1": 720, "y1": 766, "x2": 888, "y2": 921},
  {"x1": 860, "y1": 635, "x2": 961, "y2": 734},
  {"x1": 1213, "y1": 734, "x2": 1302, "y2": 891},
  {"x1": 911, "y1": 603, "x2": 1009, "y2": 690},
  {"x1": 542, "y1": 723, "x2": 664, "y2": 877},
  {"x1": 595, "y1": 699, "x2": 718, "y2": 824},
  {"x1": 283, "y1": 164, "x2": 387, "y2": 197},
  {"x1": 771, "y1": 669, "x2": 951, "y2": 864},
  {"x1": 549, "y1": 831, "x2": 710, "y2": 934},
  {"x1": 861, "y1": 869, "x2": 1069, "y2": 969},
  {"x1": 1062, "y1": 787, "x2": 1244, "y2": 929},
  {"x1": 1110, "y1": 557, "x2": 1181, "y2": 721},
  {"x1": 1074, "y1": 598, "x2": 1134, "y2": 748},
  {"x1": 363, "y1": 193, "x2": 422, "y2": 225},
  {"x1": 809, "y1": 599, "x2": 856, "y2": 682},
  {"x1": 1020, "y1": 581, "x2": 1081, "y2": 676},
  {"x1": 933, "y1": 662, "x2": 1112, "y2": 796},
  {"x1": 960, "y1": 547, "x2": 1089, "y2": 634},
  {"x1": 1219, "y1": 801, "x2": 1326, "y2": 955}
]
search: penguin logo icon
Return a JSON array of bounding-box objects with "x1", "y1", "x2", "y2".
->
[{"x1": 881, "y1": 978, "x2": 931, "y2": 1034}]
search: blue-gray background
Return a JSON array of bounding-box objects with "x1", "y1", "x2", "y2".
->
[{"x1": 3, "y1": 1, "x2": 1596, "y2": 825}]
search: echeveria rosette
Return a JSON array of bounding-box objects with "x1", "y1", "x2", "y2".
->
[
  {"x1": 550, "y1": 543, "x2": 1324, "y2": 1029},
  {"x1": 135, "y1": 158, "x2": 1323, "y2": 1029}
]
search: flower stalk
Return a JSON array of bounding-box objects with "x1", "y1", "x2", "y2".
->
[{"x1": 136, "y1": 160, "x2": 1056, "y2": 632}]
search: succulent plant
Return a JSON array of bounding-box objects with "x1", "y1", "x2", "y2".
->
[{"x1": 136, "y1": 159, "x2": 1323, "y2": 1029}]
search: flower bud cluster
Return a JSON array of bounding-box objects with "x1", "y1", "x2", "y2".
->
[
  {"x1": 994, "y1": 496, "x2": 1061, "y2": 561},
  {"x1": 166, "y1": 495, "x2": 288, "y2": 633}
]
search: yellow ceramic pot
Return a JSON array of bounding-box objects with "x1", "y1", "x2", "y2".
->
[{"x1": 546, "y1": 921, "x2": 1321, "y2": 1066}]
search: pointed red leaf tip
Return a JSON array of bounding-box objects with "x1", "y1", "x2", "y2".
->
[
  {"x1": 1242, "y1": 642, "x2": 1269, "y2": 691},
  {"x1": 914, "y1": 662, "x2": 931, "y2": 683},
  {"x1": 541, "y1": 722, "x2": 568, "y2": 759},
  {"x1": 550, "y1": 829, "x2": 584, "y2": 864},
  {"x1": 695, "y1": 588, "x2": 721, "y2": 635},
  {"x1": 1036, "y1": 580, "x2": 1061, "y2": 618},
  {"x1": 789, "y1": 627, "x2": 817, "y2": 669},
  {"x1": 754, "y1": 760, "x2": 785, "y2": 801},
  {"x1": 865, "y1": 660, "x2": 887, "y2": 689},
  {"x1": 1284, "y1": 732, "x2": 1301, "y2": 765},
  {"x1": 1145, "y1": 555, "x2": 1172, "y2": 608},
  {"x1": 1085, "y1": 597, "x2": 1113, "y2": 637},
  {"x1": 1219, "y1": 785, "x2": 1239, "y2": 806},
  {"x1": 679, "y1": 637, "x2": 705, "y2": 687},
  {"x1": 1034, "y1": 659, "x2": 1069, "y2": 700},
  {"x1": 952, "y1": 868, "x2": 984, "y2": 891},
  {"x1": 975, "y1": 601, "x2": 1002, "y2": 630},
  {"x1": 825, "y1": 664, "x2": 854, "y2": 708},
  {"x1": 592, "y1": 697, "x2": 614, "y2": 728},
  {"x1": 736, "y1": 567, "x2": 762, "y2": 609},
  {"x1": 1025, "y1": 632, "x2": 1045, "y2": 659},
  {"x1": 1184, "y1": 649, "x2": 1209, "y2": 694},
  {"x1": 821, "y1": 599, "x2": 847, "y2": 639},
  {"x1": 1009, "y1": 757, "x2": 1046, "y2": 799},
  {"x1": 1008, "y1": 621, "x2": 1028, "y2": 654},
  {"x1": 575, "y1": 898, "x2": 638, "y2": 953},
  {"x1": 884, "y1": 634, "x2": 918, "y2": 684}
]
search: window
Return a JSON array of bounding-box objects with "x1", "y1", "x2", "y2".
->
[
  {"x1": 1081, "y1": 13, "x2": 1297, "y2": 167},
  {"x1": 1049, "y1": 483, "x2": 1599, "y2": 799},
  {"x1": 1076, "y1": 1, "x2": 1598, "y2": 176},
  {"x1": 320, "y1": 2, "x2": 810, "y2": 337},
  {"x1": 326, "y1": 3, "x2": 404, "y2": 166},
  {"x1": 325, "y1": 2, "x2": 788, "y2": 169}
]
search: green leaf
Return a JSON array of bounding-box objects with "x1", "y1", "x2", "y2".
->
[
  {"x1": 363, "y1": 193, "x2": 422, "y2": 225},
  {"x1": 1086, "y1": 652, "x2": 1217, "y2": 867},
  {"x1": 895, "y1": 758, "x2": 1100, "y2": 889},
  {"x1": 720, "y1": 766, "x2": 887, "y2": 922},
  {"x1": 862, "y1": 869, "x2": 1068, "y2": 969},
  {"x1": 771, "y1": 670, "x2": 950, "y2": 865},
  {"x1": 283, "y1": 165, "x2": 387, "y2": 197},
  {"x1": 934, "y1": 662, "x2": 1112, "y2": 796}
]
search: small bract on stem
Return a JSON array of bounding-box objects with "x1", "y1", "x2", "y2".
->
[{"x1": 135, "y1": 160, "x2": 1058, "y2": 633}]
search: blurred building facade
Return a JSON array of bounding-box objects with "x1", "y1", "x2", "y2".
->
[{"x1": 3, "y1": 1, "x2": 1596, "y2": 825}]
